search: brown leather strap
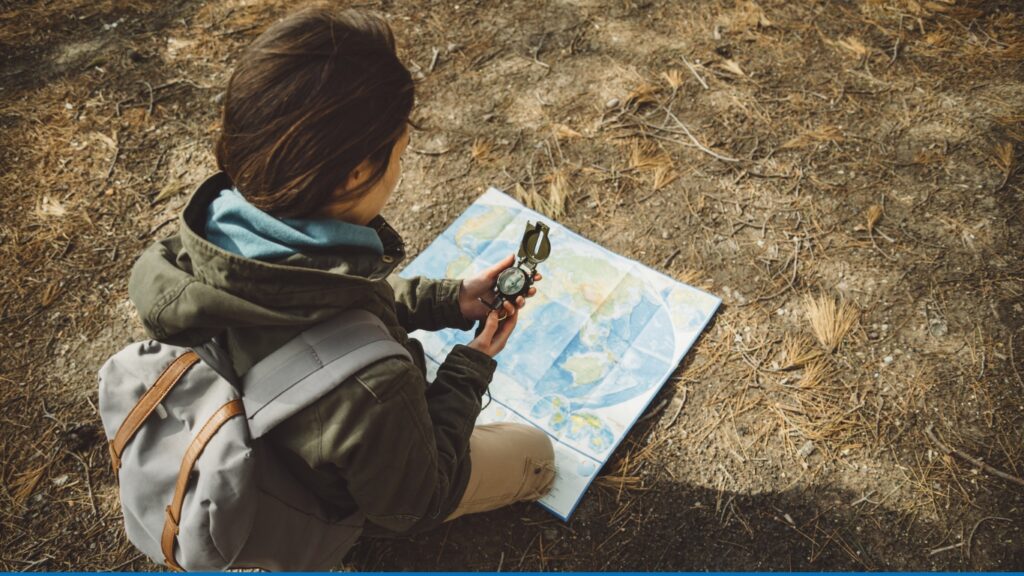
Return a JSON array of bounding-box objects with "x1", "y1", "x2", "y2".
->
[
  {"x1": 109, "y1": 351, "x2": 201, "y2": 473},
  {"x1": 161, "y1": 399, "x2": 245, "y2": 572}
]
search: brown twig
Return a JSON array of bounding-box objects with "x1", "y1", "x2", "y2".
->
[
  {"x1": 140, "y1": 80, "x2": 154, "y2": 118},
  {"x1": 966, "y1": 516, "x2": 1012, "y2": 561},
  {"x1": 637, "y1": 398, "x2": 668, "y2": 423},
  {"x1": 1010, "y1": 333, "x2": 1023, "y2": 392},
  {"x1": 409, "y1": 147, "x2": 450, "y2": 156},
  {"x1": 924, "y1": 424, "x2": 1024, "y2": 488},
  {"x1": 665, "y1": 387, "x2": 688, "y2": 428},
  {"x1": 69, "y1": 451, "x2": 98, "y2": 518},
  {"x1": 104, "y1": 137, "x2": 120, "y2": 182},
  {"x1": 435, "y1": 522, "x2": 452, "y2": 565},
  {"x1": 662, "y1": 248, "x2": 681, "y2": 269},
  {"x1": 681, "y1": 56, "x2": 708, "y2": 90}
]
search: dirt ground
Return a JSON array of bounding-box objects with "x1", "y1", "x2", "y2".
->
[{"x1": 2, "y1": 0, "x2": 1023, "y2": 571}]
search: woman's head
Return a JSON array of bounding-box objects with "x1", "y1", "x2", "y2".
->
[{"x1": 216, "y1": 6, "x2": 414, "y2": 221}]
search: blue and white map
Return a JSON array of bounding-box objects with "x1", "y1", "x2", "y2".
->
[{"x1": 401, "y1": 188, "x2": 721, "y2": 519}]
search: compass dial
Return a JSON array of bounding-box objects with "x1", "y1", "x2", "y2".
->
[{"x1": 496, "y1": 267, "x2": 528, "y2": 296}]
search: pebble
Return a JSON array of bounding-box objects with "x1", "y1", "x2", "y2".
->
[
  {"x1": 797, "y1": 440, "x2": 816, "y2": 458},
  {"x1": 883, "y1": 355, "x2": 893, "y2": 364},
  {"x1": 605, "y1": 97, "x2": 620, "y2": 109},
  {"x1": 660, "y1": 230, "x2": 671, "y2": 240}
]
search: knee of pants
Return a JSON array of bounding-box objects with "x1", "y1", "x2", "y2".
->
[{"x1": 514, "y1": 423, "x2": 555, "y2": 463}]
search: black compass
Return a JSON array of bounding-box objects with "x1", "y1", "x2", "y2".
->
[{"x1": 483, "y1": 221, "x2": 551, "y2": 315}]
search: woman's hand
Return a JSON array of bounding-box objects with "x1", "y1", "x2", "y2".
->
[
  {"x1": 458, "y1": 253, "x2": 541, "y2": 322},
  {"x1": 467, "y1": 300, "x2": 519, "y2": 357}
]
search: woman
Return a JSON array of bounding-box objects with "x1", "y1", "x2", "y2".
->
[{"x1": 127, "y1": 5, "x2": 555, "y2": 557}]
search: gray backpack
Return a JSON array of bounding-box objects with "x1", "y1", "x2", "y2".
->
[{"x1": 98, "y1": 309, "x2": 411, "y2": 571}]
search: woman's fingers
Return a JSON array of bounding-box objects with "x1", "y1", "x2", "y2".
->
[
  {"x1": 485, "y1": 254, "x2": 516, "y2": 279},
  {"x1": 479, "y1": 309, "x2": 499, "y2": 341},
  {"x1": 493, "y1": 302, "x2": 519, "y2": 347}
]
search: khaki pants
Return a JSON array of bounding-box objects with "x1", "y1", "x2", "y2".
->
[{"x1": 445, "y1": 423, "x2": 556, "y2": 521}]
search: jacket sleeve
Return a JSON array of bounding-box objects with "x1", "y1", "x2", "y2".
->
[
  {"x1": 269, "y1": 344, "x2": 495, "y2": 532},
  {"x1": 388, "y1": 275, "x2": 475, "y2": 333}
]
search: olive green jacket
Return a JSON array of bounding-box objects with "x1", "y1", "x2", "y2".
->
[{"x1": 128, "y1": 173, "x2": 494, "y2": 533}]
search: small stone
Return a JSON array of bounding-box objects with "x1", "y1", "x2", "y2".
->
[
  {"x1": 605, "y1": 97, "x2": 620, "y2": 109},
  {"x1": 797, "y1": 440, "x2": 815, "y2": 458},
  {"x1": 660, "y1": 230, "x2": 671, "y2": 240},
  {"x1": 883, "y1": 355, "x2": 893, "y2": 364}
]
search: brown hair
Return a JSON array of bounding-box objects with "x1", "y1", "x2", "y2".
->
[{"x1": 216, "y1": 7, "x2": 414, "y2": 218}]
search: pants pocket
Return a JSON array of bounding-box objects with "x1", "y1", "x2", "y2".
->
[{"x1": 515, "y1": 456, "x2": 556, "y2": 502}]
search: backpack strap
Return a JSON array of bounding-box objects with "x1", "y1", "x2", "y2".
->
[
  {"x1": 108, "y1": 351, "x2": 200, "y2": 473},
  {"x1": 241, "y1": 309, "x2": 412, "y2": 439},
  {"x1": 161, "y1": 398, "x2": 245, "y2": 572}
]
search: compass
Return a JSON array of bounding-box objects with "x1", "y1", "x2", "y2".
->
[{"x1": 484, "y1": 221, "x2": 551, "y2": 315}]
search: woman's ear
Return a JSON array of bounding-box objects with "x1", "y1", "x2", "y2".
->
[{"x1": 344, "y1": 157, "x2": 375, "y2": 192}]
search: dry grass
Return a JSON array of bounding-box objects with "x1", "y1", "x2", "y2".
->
[
  {"x1": 628, "y1": 139, "x2": 677, "y2": 191},
  {"x1": 781, "y1": 332, "x2": 823, "y2": 370},
  {"x1": 804, "y1": 295, "x2": 859, "y2": 353},
  {"x1": 471, "y1": 138, "x2": 493, "y2": 163},
  {"x1": 781, "y1": 125, "x2": 845, "y2": 150},
  {"x1": 2, "y1": 0, "x2": 1023, "y2": 570},
  {"x1": 514, "y1": 170, "x2": 571, "y2": 219}
]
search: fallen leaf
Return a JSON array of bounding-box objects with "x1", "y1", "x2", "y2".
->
[
  {"x1": 552, "y1": 123, "x2": 583, "y2": 140},
  {"x1": 36, "y1": 196, "x2": 67, "y2": 218},
  {"x1": 40, "y1": 282, "x2": 62, "y2": 308},
  {"x1": 718, "y1": 59, "x2": 746, "y2": 77},
  {"x1": 866, "y1": 205, "x2": 883, "y2": 233}
]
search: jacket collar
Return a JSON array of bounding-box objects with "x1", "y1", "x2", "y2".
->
[{"x1": 176, "y1": 173, "x2": 405, "y2": 306}]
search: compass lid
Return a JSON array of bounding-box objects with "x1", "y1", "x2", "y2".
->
[{"x1": 517, "y1": 221, "x2": 551, "y2": 265}]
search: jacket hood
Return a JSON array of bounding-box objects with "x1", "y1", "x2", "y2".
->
[{"x1": 129, "y1": 173, "x2": 406, "y2": 346}]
